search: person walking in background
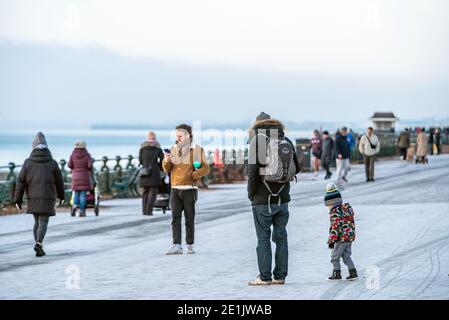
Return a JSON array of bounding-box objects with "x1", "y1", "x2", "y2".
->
[
  {"x1": 324, "y1": 183, "x2": 357, "y2": 281},
  {"x1": 139, "y1": 131, "x2": 164, "y2": 216},
  {"x1": 321, "y1": 131, "x2": 334, "y2": 180},
  {"x1": 13, "y1": 132, "x2": 65, "y2": 257},
  {"x1": 435, "y1": 128, "x2": 441, "y2": 155},
  {"x1": 346, "y1": 129, "x2": 356, "y2": 153},
  {"x1": 247, "y1": 112, "x2": 299, "y2": 286},
  {"x1": 162, "y1": 124, "x2": 210, "y2": 255},
  {"x1": 68, "y1": 141, "x2": 93, "y2": 217},
  {"x1": 416, "y1": 127, "x2": 428, "y2": 164},
  {"x1": 335, "y1": 127, "x2": 351, "y2": 189},
  {"x1": 428, "y1": 128, "x2": 435, "y2": 155},
  {"x1": 310, "y1": 129, "x2": 322, "y2": 177},
  {"x1": 397, "y1": 128, "x2": 411, "y2": 162},
  {"x1": 358, "y1": 127, "x2": 380, "y2": 182}
]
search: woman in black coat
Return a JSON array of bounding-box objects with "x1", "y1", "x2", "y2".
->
[
  {"x1": 14, "y1": 132, "x2": 65, "y2": 257},
  {"x1": 139, "y1": 132, "x2": 164, "y2": 215}
]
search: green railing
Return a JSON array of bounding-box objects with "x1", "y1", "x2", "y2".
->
[{"x1": 0, "y1": 150, "x2": 249, "y2": 210}]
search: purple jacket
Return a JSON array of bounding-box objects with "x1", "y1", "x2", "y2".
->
[{"x1": 68, "y1": 148, "x2": 93, "y2": 191}]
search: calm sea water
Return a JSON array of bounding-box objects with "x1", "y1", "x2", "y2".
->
[{"x1": 0, "y1": 128, "x2": 311, "y2": 166}]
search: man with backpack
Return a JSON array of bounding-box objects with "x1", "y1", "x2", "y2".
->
[
  {"x1": 247, "y1": 112, "x2": 300, "y2": 286},
  {"x1": 358, "y1": 127, "x2": 380, "y2": 182}
]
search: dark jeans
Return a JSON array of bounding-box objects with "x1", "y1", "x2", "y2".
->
[
  {"x1": 322, "y1": 156, "x2": 332, "y2": 175},
  {"x1": 142, "y1": 187, "x2": 158, "y2": 214},
  {"x1": 399, "y1": 148, "x2": 407, "y2": 161},
  {"x1": 33, "y1": 214, "x2": 49, "y2": 244},
  {"x1": 170, "y1": 188, "x2": 197, "y2": 245},
  {"x1": 364, "y1": 155, "x2": 375, "y2": 179},
  {"x1": 252, "y1": 203, "x2": 289, "y2": 281}
]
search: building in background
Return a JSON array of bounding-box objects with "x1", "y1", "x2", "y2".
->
[{"x1": 370, "y1": 112, "x2": 399, "y2": 133}]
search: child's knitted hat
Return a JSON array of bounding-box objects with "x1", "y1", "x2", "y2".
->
[{"x1": 324, "y1": 183, "x2": 342, "y2": 207}]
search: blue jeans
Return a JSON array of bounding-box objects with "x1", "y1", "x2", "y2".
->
[
  {"x1": 73, "y1": 191, "x2": 87, "y2": 211},
  {"x1": 252, "y1": 203, "x2": 289, "y2": 281}
]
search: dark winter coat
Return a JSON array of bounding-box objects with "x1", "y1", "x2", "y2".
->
[
  {"x1": 435, "y1": 132, "x2": 441, "y2": 146},
  {"x1": 68, "y1": 148, "x2": 93, "y2": 191},
  {"x1": 328, "y1": 203, "x2": 356, "y2": 244},
  {"x1": 397, "y1": 131, "x2": 411, "y2": 149},
  {"x1": 335, "y1": 133, "x2": 351, "y2": 159},
  {"x1": 428, "y1": 131, "x2": 434, "y2": 144},
  {"x1": 321, "y1": 137, "x2": 335, "y2": 161},
  {"x1": 14, "y1": 148, "x2": 65, "y2": 216},
  {"x1": 247, "y1": 119, "x2": 300, "y2": 206},
  {"x1": 139, "y1": 141, "x2": 164, "y2": 188}
]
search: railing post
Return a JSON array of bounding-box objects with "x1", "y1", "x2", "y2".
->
[
  {"x1": 6, "y1": 162, "x2": 16, "y2": 181},
  {"x1": 59, "y1": 159, "x2": 69, "y2": 183},
  {"x1": 99, "y1": 156, "x2": 110, "y2": 194},
  {"x1": 126, "y1": 155, "x2": 135, "y2": 170}
]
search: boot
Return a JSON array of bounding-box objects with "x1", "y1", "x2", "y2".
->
[
  {"x1": 79, "y1": 210, "x2": 86, "y2": 218},
  {"x1": 34, "y1": 242, "x2": 45, "y2": 257},
  {"x1": 71, "y1": 206, "x2": 77, "y2": 217},
  {"x1": 328, "y1": 270, "x2": 342, "y2": 281},
  {"x1": 346, "y1": 269, "x2": 358, "y2": 281}
]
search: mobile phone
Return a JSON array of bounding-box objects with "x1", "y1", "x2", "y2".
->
[{"x1": 164, "y1": 148, "x2": 171, "y2": 154}]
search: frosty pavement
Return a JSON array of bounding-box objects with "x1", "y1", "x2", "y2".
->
[{"x1": 1, "y1": 155, "x2": 449, "y2": 299}]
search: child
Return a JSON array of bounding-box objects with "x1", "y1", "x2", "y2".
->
[{"x1": 324, "y1": 183, "x2": 358, "y2": 281}]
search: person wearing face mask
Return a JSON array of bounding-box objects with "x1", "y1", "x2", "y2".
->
[{"x1": 162, "y1": 124, "x2": 210, "y2": 255}]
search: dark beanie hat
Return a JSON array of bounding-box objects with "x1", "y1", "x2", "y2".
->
[{"x1": 256, "y1": 112, "x2": 271, "y2": 121}]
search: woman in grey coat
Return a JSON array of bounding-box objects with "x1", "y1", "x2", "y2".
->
[{"x1": 14, "y1": 132, "x2": 65, "y2": 257}]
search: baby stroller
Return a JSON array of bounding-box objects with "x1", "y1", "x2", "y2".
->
[
  {"x1": 71, "y1": 174, "x2": 100, "y2": 216},
  {"x1": 153, "y1": 174, "x2": 171, "y2": 214}
]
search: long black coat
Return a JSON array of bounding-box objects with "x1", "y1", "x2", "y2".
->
[
  {"x1": 14, "y1": 148, "x2": 65, "y2": 216},
  {"x1": 139, "y1": 141, "x2": 164, "y2": 188}
]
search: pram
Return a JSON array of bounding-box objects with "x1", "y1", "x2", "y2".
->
[
  {"x1": 153, "y1": 174, "x2": 171, "y2": 214},
  {"x1": 70, "y1": 175, "x2": 100, "y2": 216}
]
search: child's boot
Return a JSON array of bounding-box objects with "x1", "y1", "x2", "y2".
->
[
  {"x1": 328, "y1": 270, "x2": 342, "y2": 281},
  {"x1": 346, "y1": 269, "x2": 358, "y2": 281}
]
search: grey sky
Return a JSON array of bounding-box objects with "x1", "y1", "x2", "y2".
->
[{"x1": 0, "y1": 0, "x2": 448, "y2": 128}]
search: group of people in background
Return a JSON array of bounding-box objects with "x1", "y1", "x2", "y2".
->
[
  {"x1": 310, "y1": 124, "x2": 446, "y2": 184},
  {"x1": 310, "y1": 126, "x2": 380, "y2": 186},
  {"x1": 397, "y1": 127, "x2": 444, "y2": 164},
  {"x1": 12, "y1": 124, "x2": 211, "y2": 258}
]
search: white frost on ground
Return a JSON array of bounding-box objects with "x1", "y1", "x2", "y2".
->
[{"x1": 1, "y1": 155, "x2": 448, "y2": 299}]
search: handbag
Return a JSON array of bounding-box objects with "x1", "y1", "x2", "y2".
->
[
  {"x1": 365, "y1": 135, "x2": 377, "y2": 149},
  {"x1": 139, "y1": 152, "x2": 159, "y2": 177}
]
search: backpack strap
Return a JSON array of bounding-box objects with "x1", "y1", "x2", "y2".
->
[{"x1": 263, "y1": 179, "x2": 286, "y2": 213}]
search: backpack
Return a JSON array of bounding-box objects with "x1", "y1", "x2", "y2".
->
[
  {"x1": 259, "y1": 135, "x2": 296, "y2": 183},
  {"x1": 255, "y1": 133, "x2": 296, "y2": 210}
]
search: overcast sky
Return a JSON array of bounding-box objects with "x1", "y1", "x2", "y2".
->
[{"x1": 1, "y1": 0, "x2": 448, "y2": 128}]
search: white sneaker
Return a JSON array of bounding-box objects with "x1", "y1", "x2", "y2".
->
[
  {"x1": 165, "y1": 244, "x2": 183, "y2": 255},
  {"x1": 248, "y1": 276, "x2": 272, "y2": 286},
  {"x1": 186, "y1": 245, "x2": 195, "y2": 254}
]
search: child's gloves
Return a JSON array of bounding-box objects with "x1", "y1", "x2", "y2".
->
[{"x1": 328, "y1": 242, "x2": 335, "y2": 249}]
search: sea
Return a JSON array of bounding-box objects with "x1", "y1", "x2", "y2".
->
[{"x1": 0, "y1": 128, "x2": 312, "y2": 167}]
